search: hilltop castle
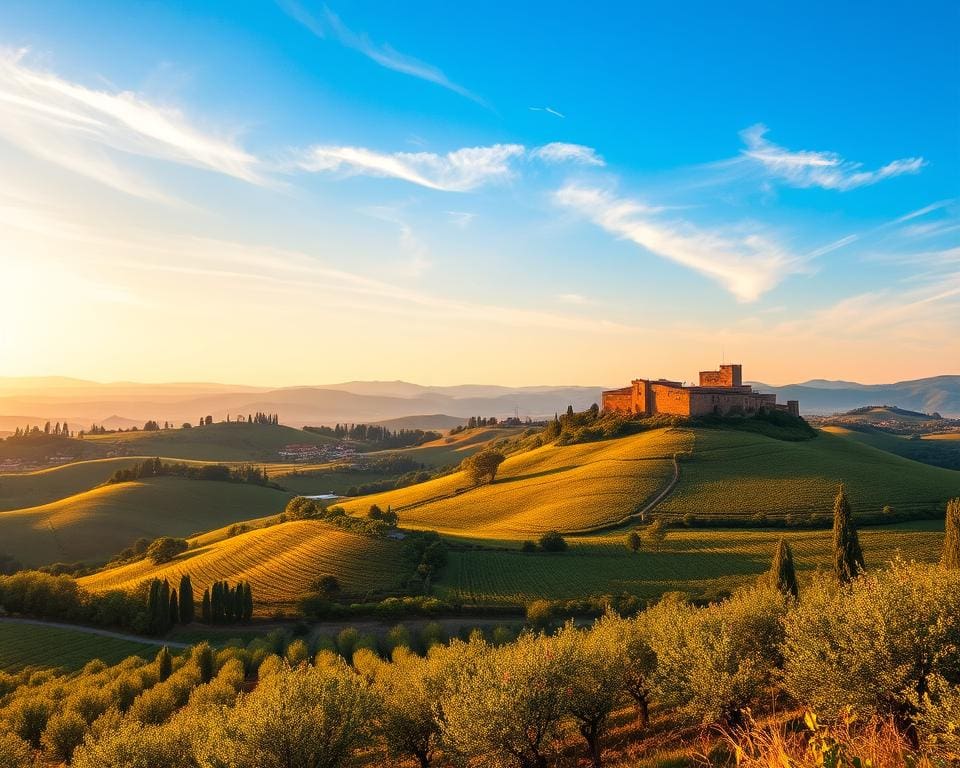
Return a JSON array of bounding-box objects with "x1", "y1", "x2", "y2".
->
[{"x1": 601, "y1": 364, "x2": 799, "y2": 418}]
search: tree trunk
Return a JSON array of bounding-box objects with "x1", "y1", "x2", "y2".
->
[{"x1": 579, "y1": 720, "x2": 603, "y2": 768}]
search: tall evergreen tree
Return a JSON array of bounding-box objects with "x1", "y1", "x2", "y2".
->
[
  {"x1": 243, "y1": 581, "x2": 253, "y2": 622},
  {"x1": 832, "y1": 484, "x2": 864, "y2": 583},
  {"x1": 943, "y1": 497, "x2": 960, "y2": 570},
  {"x1": 146, "y1": 579, "x2": 161, "y2": 634},
  {"x1": 158, "y1": 580, "x2": 171, "y2": 633},
  {"x1": 195, "y1": 643, "x2": 214, "y2": 684},
  {"x1": 179, "y1": 574, "x2": 194, "y2": 624},
  {"x1": 156, "y1": 646, "x2": 172, "y2": 682},
  {"x1": 201, "y1": 588, "x2": 211, "y2": 624},
  {"x1": 169, "y1": 588, "x2": 179, "y2": 628},
  {"x1": 211, "y1": 582, "x2": 222, "y2": 624},
  {"x1": 768, "y1": 538, "x2": 799, "y2": 599}
]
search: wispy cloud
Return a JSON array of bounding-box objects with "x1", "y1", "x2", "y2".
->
[
  {"x1": 0, "y1": 48, "x2": 264, "y2": 200},
  {"x1": 532, "y1": 142, "x2": 605, "y2": 166},
  {"x1": 299, "y1": 144, "x2": 525, "y2": 191},
  {"x1": 892, "y1": 199, "x2": 954, "y2": 225},
  {"x1": 445, "y1": 210, "x2": 476, "y2": 228},
  {"x1": 529, "y1": 106, "x2": 565, "y2": 118},
  {"x1": 555, "y1": 183, "x2": 806, "y2": 302},
  {"x1": 277, "y1": 1, "x2": 486, "y2": 106},
  {"x1": 299, "y1": 141, "x2": 605, "y2": 191},
  {"x1": 740, "y1": 124, "x2": 925, "y2": 191},
  {"x1": 556, "y1": 293, "x2": 589, "y2": 305}
]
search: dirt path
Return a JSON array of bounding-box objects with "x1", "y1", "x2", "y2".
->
[{"x1": 0, "y1": 617, "x2": 189, "y2": 648}]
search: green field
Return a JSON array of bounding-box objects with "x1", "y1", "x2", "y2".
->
[
  {"x1": 81, "y1": 421, "x2": 336, "y2": 461},
  {"x1": 0, "y1": 477, "x2": 292, "y2": 567},
  {"x1": 655, "y1": 428, "x2": 960, "y2": 522},
  {"x1": 339, "y1": 427, "x2": 690, "y2": 537},
  {"x1": 435, "y1": 520, "x2": 945, "y2": 605},
  {"x1": 0, "y1": 457, "x2": 144, "y2": 511},
  {"x1": 0, "y1": 621, "x2": 160, "y2": 672},
  {"x1": 823, "y1": 425, "x2": 960, "y2": 470},
  {"x1": 80, "y1": 520, "x2": 407, "y2": 610}
]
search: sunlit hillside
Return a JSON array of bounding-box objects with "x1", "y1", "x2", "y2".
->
[
  {"x1": 81, "y1": 422, "x2": 336, "y2": 461},
  {"x1": 0, "y1": 457, "x2": 143, "y2": 511},
  {"x1": 339, "y1": 427, "x2": 692, "y2": 537},
  {"x1": 0, "y1": 478, "x2": 292, "y2": 567},
  {"x1": 80, "y1": 520, "x2": 406, "y2": 610}
]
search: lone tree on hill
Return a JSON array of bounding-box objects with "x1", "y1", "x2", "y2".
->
[
  {"x1": 626, "y1": 529, "x2": 642, "y2": 554},
  {"x1": 832, "y1": 484, "x2": 864, "y2": 583},
  {"x1": 642, "y1": 519, "x2": 667, "y2": 552},
  {"x1": 461, "y1": 448, "x2": 506, "y2": 485},
  {"x1": 146, "y1": 537, "x2": 188, "y2": 564},
  {"x1": 768, "y1": 538, "x2": 798, "y2": 599},
  {"x1": 943, "y1": 497, "x2": 960, "y2": 570}
]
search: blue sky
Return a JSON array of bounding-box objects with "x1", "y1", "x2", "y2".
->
[{"x1": 0, "y1": 1, "x2": 957, "y2": 385}]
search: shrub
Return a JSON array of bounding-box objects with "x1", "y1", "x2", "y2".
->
[
  {"x1": 146, "y1": 537, "x2": 188, "y2": 565},
  {"x1": 538, "y1": 530, "x2": 567, "y2": 552},
  {"x1": 782, "y1": 560, "x2": 960, "y2": 724},
  {"x1": 460, "y1": 448, "x2": 506, "y2": 485},
  {"x1": 526, "y1": 599, "x2": 555, "y2": 629},
  {"x1": 7, "y1": 695, "x2": 54, "y2": 747},
  {"x1": 41, "y1": 709, "x2": 88, "y2": 763},
  {"x1": 0, "y1": 732, "x2": 34, "y2": 768}
]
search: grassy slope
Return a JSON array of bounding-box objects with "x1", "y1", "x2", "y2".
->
[
  {"x1": 0, "y1": 622, "x2": 159, "y2": 672},
  {"x1": 0, "y1": 457, "x2": 144, "y2": 511},
  {"x1": 80, "y1": 520, "x2": 407, "y2": 610},
  {"x1": 436, "y1": 520, "x2": 945, "y2": 605},
  {"x1": 822, "y1": 425, "x2": 960, "y2": 470},
  {"x1": 81, "y1": 422, "x2": 336, "y2": 461},
  {"x1": 655, "y1": 428, "x2": 960, "y2": 521},
  {"x1": 381, "y1": 427, "x2": 526, "y2": 467},
  {"x1": 338, "y1": 428, "x2": 691, "y2": 537},
  {"x1": 0, "y1": 477, "x2": 292, "y2": 567}
]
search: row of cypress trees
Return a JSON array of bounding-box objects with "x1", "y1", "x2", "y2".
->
[
  {"x1": 767, "y1": 487, "x2": 960, "y2": 598},
  {"x1": 144, "y1": 574, "x2": 253, "y2": 634},
  {"x1": 200, "y1": 580, "x2": 253, "y2": 624}
]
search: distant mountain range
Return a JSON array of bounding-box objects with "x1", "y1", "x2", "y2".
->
[
  {"x1": 749, "y1": 375, "x2": 960, "y2": 417},
  {"x1": 0, "y1": 374, "x2": 957, "y2": 430}
]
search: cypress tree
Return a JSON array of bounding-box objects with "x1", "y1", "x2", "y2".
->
[
  {"x1": 210, "y1": 581, "x2": 221, "y2": 624},
  {"x1": 195, "y1": 643, "x2": 214, "y2": 684},
  {"x1": 156, "y1": 646, "x2": 172, "y2": 682},
  {"x1": 158, "y1": 580, "x2": 171, "y2": 633},
  {"x1": 146, "y1": 579, "x2": 161, "y2": 634},
  {"x1": 201, "y1": 588, "x2": 211, "y2": 624},
  {"x1": 943, "y1": 497, "x2": 960, "y2": 570},
  {"x1": 179, "y1": 574, "x2": 194, "y2": 624},
  {"x1": 768, "y1": 538, "x2": 798, "y2": 599},
  {"x1": 243, "y1": 582, "x2": 253, "y2": 622},
  {"x1": 169, "y1": 588, "x2": 179, "y2": 628},
  {"x1": 832, "y1": 484, "x2": 864, "y2": 583},
  {"x1": 225, "y1": 583, "x2": 236, "y2": 623}
]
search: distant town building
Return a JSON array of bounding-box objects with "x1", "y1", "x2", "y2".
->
[{"x1": 602, "y1": 364, "x2": 799, "y2": 418}]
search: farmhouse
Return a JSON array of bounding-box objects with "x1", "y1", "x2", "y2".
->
[{"x1": 602, "y1": 364, "x2": 799, "y2": 418}]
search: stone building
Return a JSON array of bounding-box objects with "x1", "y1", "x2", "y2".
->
[{"x1": 601, "y1": 364, "x2": 799, "y2": 418}]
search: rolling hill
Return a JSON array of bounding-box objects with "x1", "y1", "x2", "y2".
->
[
  {"x1": 0, "y1": 457, "x2": 144, "y2": 511},
  {"x1": 80, "y1": 520, "x2": 407, "y2": 611},
  {"x1": 80, "y1": 422, "x2": 336, "y2": 462},
  {"x1": 333, "y1": 426, "x2": 959, "y2": 538},
  {"x1": 0, "y1": 477, "x2": 292, "y2": 567}
]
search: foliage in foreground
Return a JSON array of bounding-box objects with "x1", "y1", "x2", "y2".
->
[{"x1": 0, "y1": 561, "x2": 957, "y2": 767}]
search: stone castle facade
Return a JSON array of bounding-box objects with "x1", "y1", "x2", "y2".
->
[{"x1": 601, "y1": 364, "x2": 799, "y2": 418}]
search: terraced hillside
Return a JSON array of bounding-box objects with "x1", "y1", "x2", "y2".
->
[
  {"x1": 383, "y1": 426, "x2": 526, "y2": 467},
  {"x1": 655, "y1": 428, "x2": 960, "y2": 522},
  {"x1": 80, "y1": 520, "x2": 406, "y2": 611},
  {"x1": 0, "y1": 477, "x2": 292, "y2": 567},
  {"x1": 339, "y1": 427, "x2": 692, "y2": 537},
  {"x1": 81, "y1": 421, "x2": 336, "y2": 461}
]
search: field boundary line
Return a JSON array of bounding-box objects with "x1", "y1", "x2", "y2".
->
[{"x1": 0, "y1": 617, "x2": 189, "y2": 648}]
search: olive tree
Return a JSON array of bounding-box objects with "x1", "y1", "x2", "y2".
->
[
  {"x1": 376, "y1": 648, "x2": 445, "y2": 768},
  {"x1": 440, "y1": 631, "x2": 577, "y2": 768}
]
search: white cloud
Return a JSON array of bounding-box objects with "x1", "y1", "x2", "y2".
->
[
  {"x1": 529, "y1": 106, "x2": 565, "y2": 118},
  {"x1": 533, "y1": 142, "x2": 605, "y2": 166},
  {"x1": 740, "y1": 124, "x2": 925, "y2": 191},
  {"x1": 299, "y1": 143, "x2": 525, "y2": 191},
  {"x1": 0, "y1": 49, "x2": 264, "y2": 200},
  {"x1": 556, "y1": 293, "x2": 589, "y2": 305},
  {"x1": 299, "y1": 141, "x2": 606, "y2": 191},
  {"x1": 555, "y1": 183, "x2": 805, "y2": 302},
  {"x1": 446, "y1": 210, "x2": 476, "y2": 228},
  {"x1": 277, "y1": 2, "x2": 486, "y2": 106}
]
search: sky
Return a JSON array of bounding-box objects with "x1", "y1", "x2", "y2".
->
[{"x1": 0, "y1": 1, "x2": 957, "y2": 387}]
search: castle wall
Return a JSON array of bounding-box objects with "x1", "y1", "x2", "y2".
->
[
  {"x1": 698, "y1": 364, "x2": 742, "y2": 388},
  {"x1": 649, "y1": 383, "x2": 691, "y2": 415},
  {"x1": 602, "y1": 390, "x2": 634, "y2": 413}
]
